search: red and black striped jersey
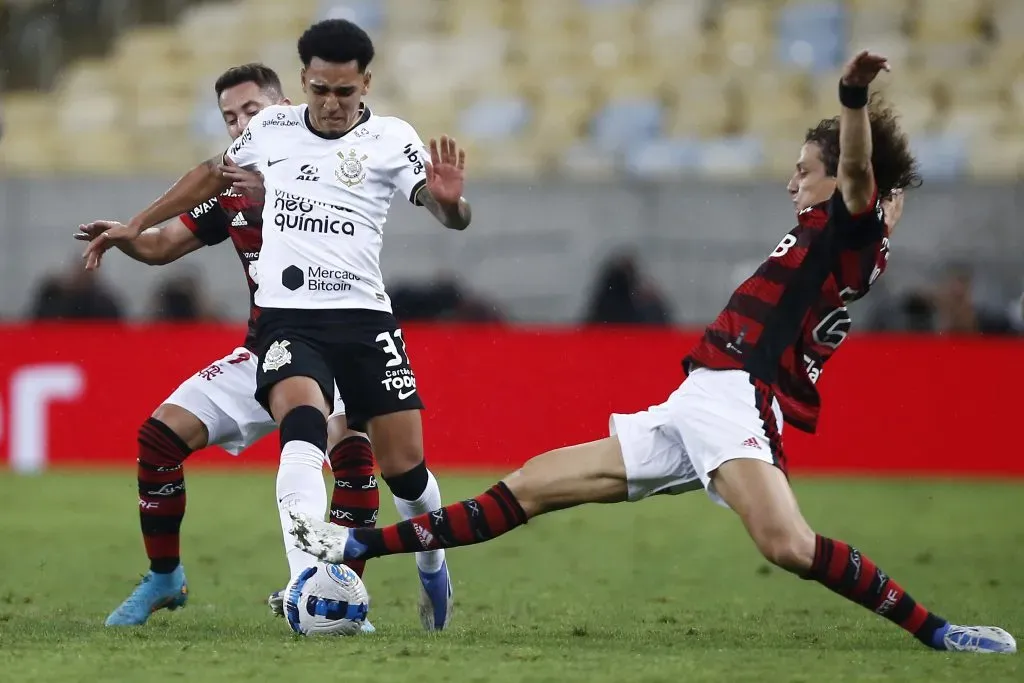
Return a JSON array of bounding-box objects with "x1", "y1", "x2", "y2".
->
[
  {"x1": 684, "y1": 188, "x2": 889, "y2": 433},
  {"x1": 179, "y1": 191, "x2": 263, "y2": 350}
]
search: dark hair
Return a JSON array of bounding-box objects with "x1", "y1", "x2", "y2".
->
[
  {"x1": 804, "y1": 94, "x2": 922, "y2": 196},
  {"x1": 214, "y1": 63, "x2": 283, "y2": 98},
  {"x1": 297, "y1": 19, "x2": 374, "y2": 71}
]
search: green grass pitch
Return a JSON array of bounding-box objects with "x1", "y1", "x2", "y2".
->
[{"x1": 1, "y1": 471, "x2": 1021, "y2": 682}]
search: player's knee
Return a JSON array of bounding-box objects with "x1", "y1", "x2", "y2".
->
[
  {"x1": 280, "y1": 405, "x2": 328, "y2": 453},
  {"x1": 268, "y1": 377, "x2": 328, "y2": 422},
  {"x1": 325, "y1": 415, "x2": 350, "y2": 452},
  {"x1": 502, "y1": 455, "x2": 553, "y2": 518},
  {"x1": 149, "y1": 404, "x2": 208, "y2": 451},
  {"x1": 752, "y1": 525, "x2": 816, "y2": 573},
  {"x1": 365, "y1": 412, "x2": 423, "y2": 477},
  {"x1": 373, "y1": 433, "x2": 423, "y2": 478},
  {"x1": 383, "y1": 460, "x2": 429, "y2": 501}
]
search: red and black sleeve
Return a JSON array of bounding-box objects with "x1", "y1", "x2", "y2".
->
[
  {"x1": 831, "y1": 188, "x2": 889, "y2": 296},
  {"x1": 180, "y1": 198, "x2": 231, "y2": 246},
  {"x1": 830, "y1": 186, "x2": 884, "y2": 248}
]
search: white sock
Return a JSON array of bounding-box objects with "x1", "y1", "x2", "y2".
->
[
  {"x1": 392, "y1": 468, "x2": 445, "y2": 573},
  {"x1": 277, "y1": 440, "x2": 328, "y2": 582}
]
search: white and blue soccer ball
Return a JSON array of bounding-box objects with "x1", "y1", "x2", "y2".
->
[{"x1": 284, "y1": 562, "x2": 370, "y2": 636}]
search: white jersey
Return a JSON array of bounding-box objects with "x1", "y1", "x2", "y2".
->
[{"x1": 224, "y1": 104, "x2": 428, "y2": 311}]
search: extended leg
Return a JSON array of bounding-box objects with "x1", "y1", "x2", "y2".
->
[
  {"x1": 711, "y1": 458, "x2": 1016, "y2": 654},
  {"x1": 291, "y1": 436, "x2": 628, "y2": 561}
]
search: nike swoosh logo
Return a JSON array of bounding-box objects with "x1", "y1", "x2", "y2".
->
[
  {"x1": 267, "y1": 158, "x2": 288, "y2": 167},
  {"x1": 397, "y1": 388, "x2": 417, "y2": 400}
]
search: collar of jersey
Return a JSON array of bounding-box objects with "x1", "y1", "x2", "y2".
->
[{"x1": 302, "y1": 104, "x2": 372, "y2": 141}]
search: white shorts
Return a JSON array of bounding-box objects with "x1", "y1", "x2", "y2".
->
[
  {"x1": 163, "y1": 347, "x2": 346, "y2": 456},
  {"x1": 610, "y1": 368, "x2": 785, "y2": 506}
]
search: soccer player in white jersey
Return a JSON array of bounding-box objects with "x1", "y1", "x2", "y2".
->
[
  {"x1": 83, "y1": 20, "x2": 471, "y2": 631},
  {"x1": 80, "y1": 64, "x2": 395, "y2": 630}
]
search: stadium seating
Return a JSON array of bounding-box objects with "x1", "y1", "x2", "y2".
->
[{"x1": 0, "y1": 0, "x2": 1021, "y2": 179}]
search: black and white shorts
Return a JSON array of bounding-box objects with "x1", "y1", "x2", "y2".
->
[{"x1": 254, "y1": 308, "x2": 424, "y2": 426}]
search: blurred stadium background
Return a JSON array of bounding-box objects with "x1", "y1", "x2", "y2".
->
[
  {"x1": 0, "y1": 0, "x2": 1022, "y2": 331},
  {"x1": 2, "y1": 5, "x2": 1023, "y2": 679}
]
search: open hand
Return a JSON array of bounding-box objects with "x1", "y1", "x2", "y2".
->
[
  {"x1": 424, "y1": 135, "x2": 466, "y2": 207},
  {"x1": 74, "y1": 221, "x2": 117, "y2": 243},
  {"x1": 841, "y1": 50, "x2": 890, "y2": 88},
  {"x1": 79, "y1": 220, "x2": 137, "y2": 270}
]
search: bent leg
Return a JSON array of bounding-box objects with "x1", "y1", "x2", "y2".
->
[
  {"x1": 367, "y1": 410, "x2": 448, "y2": 573},
  {"x1": 712, "y1": 458, "x2": 953, "y2": 649}
]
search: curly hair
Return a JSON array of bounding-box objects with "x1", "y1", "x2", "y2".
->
[
  {"x1": 298, "y1": 19, "x2": 375, "y2": 71},
  {"x1": 804, "y1": 94, "x2": 922, "y2": 196}
]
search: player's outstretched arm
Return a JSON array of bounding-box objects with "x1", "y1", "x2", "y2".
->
[
  {"x1": 76, "y1": 219, "x2": 203, "y2": 266},
  {"x1": 130, "y1": 157, "x2": 234, "y2": 236},
  {"x1": 81, "y1": 156, "x2": 232, "y2": 269},
  {"x1": 419, "y1": 136, "x2": 472, "y2": 231},
  {"x1": 837, "y1": 50, "x2": 889, "y2": 215}
]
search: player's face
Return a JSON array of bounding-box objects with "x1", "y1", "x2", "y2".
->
[
  {"x1": 301, "y1": 58, "x2": 371, "y2": 136},
  {"x1": 787, "y1": 143, "x2": 837, "y2": 212},
  {"x1": 219, "y1": 81, "x2": 280, "y2": 140}
]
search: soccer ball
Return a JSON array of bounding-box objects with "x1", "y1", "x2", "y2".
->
[{"x1": 283, "y1": 562, "x2": 370, "y2": 636}]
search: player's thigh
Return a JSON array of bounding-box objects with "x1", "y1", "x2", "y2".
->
[
  {"x1": 324, "y1": 386, "x2": 369, "y2": 452},
  {"x1": 504, "y1": 436, "x2": 629, "y2": 518},
  {"x1": 330, "y1": 314, "x2": 423, "y2": 469},
  {"x1": 711, "y1": 459, "x2": 815, "y2": 570},
  {"x1": 161, "y1": 348, "x2": 272, "y2": 455},
  {"x1": 254, "y1": 334, "x2": 334, "y2": 422},
  {"x1": 674, "y1": 369, "x2": 813, "y2": 568},
  {"x1": 670, "y1": 369, "x2": 787, "y2": 505},
  {"x1": 365, "y1": 410, "x2": 423, "y2": 478},
  {"x1": 609, "y1": 399, "x2": 703, "y2": 501}
]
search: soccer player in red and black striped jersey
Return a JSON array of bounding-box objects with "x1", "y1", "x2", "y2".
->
[
  {"x1": 290, "y1": 51, "x2": 1015, "y2": 653},
  {"x1": 78, "y1": 64, "x2": 384, "y2": 629}
]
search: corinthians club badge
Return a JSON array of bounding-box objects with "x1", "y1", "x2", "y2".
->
[
  {"x1": 262, "y1": 340, "x2": 292, "y2": 372},
  {"x1": 336, "y1": 149, "x2": 368, "y2": 187}
]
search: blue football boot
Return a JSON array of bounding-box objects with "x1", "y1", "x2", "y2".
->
[
  {"x1": 105, "y1": 566, "x2": 188, "y2": 626},
  {"x1": 417, "y1": 559, "x2": 454, "y2": 631}
]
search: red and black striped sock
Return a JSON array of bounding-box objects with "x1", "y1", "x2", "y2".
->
[
  {"x1": 350, "y1": 482, "x2": 528, "y2": 558},
  {"x1": 328, "y1": 435, "x2": 379, "y2": 578},
  {"x1": 807, "y1": 535, "x2": 947, "y2": 646},
  {"x1": 137, "y1": 418, "x2": 192, "y2": 574}
]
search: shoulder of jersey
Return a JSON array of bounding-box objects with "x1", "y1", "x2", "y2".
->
[
  {"x1": 796, "y1": 200, "x2": 830, "y2": 227},
  {"x1": 251, "y1": 104, "x2": 304, "y2": 128},
  {"x1": 370, "y1": 114, "x2": 418, "y2": 140}
]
